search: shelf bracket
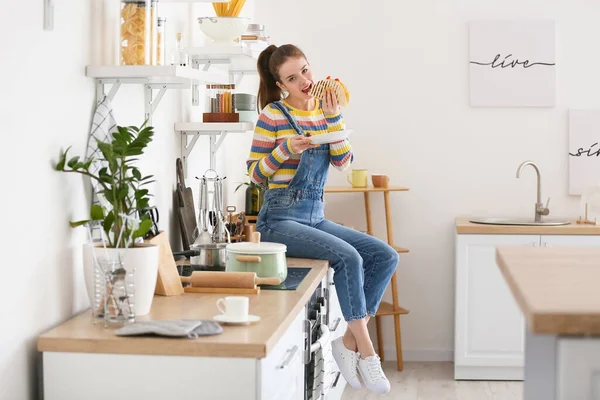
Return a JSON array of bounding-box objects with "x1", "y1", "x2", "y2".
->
[
  {"x1": 144, "y1": 85, "x2": 167, "y2": 125},
  {"x1": 179, "y1": 130, "x2": 228, "y2": 177},
  {"x1": 95, "y1": 79, "x2": 122, "y2": 105},
  {"x1": 229, "y1": 70, "x2": 258, "y2": 87},
  {"x1": 192, "y1": 60, "x2": 213, "y2": 106}
]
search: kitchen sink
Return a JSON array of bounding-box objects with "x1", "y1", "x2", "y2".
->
[{"x1": 469, "y1": 217, "x2": 571, "y2": 226}]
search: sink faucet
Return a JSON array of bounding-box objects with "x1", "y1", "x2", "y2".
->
[{"x1": 516, "y1": 161, "x2": 550, "y2": 222}]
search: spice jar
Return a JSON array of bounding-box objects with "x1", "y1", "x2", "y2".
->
[{"x1": 120, "y1": 0, "x2": 158, "y2": 65}]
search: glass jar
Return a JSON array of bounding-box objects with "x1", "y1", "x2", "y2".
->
[
  {"x1": 245, "y1": 182, "x2": 264, "y2": 216},
  {"x1": 169, "y1": 32, "x2": 189, "y2": 67},
  {"x1": 120, "y1": 0, "x2": 158, "y2": 65},
  {"x1": 156, "y1": 17, "x2": 166, "y2": 65}
]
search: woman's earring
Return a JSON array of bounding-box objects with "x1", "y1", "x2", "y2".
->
[{"x1": 281, "y1": 90, "x2": 289, "y2": 98}]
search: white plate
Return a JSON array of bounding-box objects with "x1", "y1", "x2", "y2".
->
[
  {"x1": 308, "y1": 129, "x2": 353, "y2": 145},
  {"x1": 213, "y1": 314, "x2": 261, "y2": 325}
]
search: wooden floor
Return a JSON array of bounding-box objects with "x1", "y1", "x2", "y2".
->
[{"x1": 341, "y1": 362, "x2": 523, "y2": 400}]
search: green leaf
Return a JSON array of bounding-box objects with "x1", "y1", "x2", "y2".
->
[
  {"x1": 103, "y1": 211, "x2": 115, "y2": 234},
  {"x1": 55, "y1": 147, "x2": 70, "y2": 171},
  {"x1": 69, "y1": 219, "x2": 90, "y2": 228},
  {"x1": 132, "y1": 219, "x2": 152, "y2": 239},
  {"x1": 135, "y1": 189, "x2": 149, "y2": 200},
  {"x1": 132, "y1": 168, "x2": 141, "y2": 180},
  {"x1": 90, "y1": 204, "x2": 105, "y2": 220},
  {"x1": 116, "y1": 186, "x2": 128, "y2": 201},
  {"x1": 67, "y1": 156, "x2": 80, "y2": 168}
]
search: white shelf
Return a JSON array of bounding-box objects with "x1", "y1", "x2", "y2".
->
[
  {"x1": 86, "y1": 65, "x2": 226, "y2": 86},
  {"x1": 175, "y1": 121, "x2": 254, "y2": 133},
  {"x1": 187, "y1": 45, "x2": 260, "y2": 72}
]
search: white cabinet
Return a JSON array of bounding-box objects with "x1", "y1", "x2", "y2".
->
[
  {"x1": 455, "y1": 234, "x2": 534, "y2": 380},
  {"x1": 259, "y1": 309, "x2": 305, "y2": 400},
  {"x1": 455, "y1": 233, "x2": 600, "y2": 381}
]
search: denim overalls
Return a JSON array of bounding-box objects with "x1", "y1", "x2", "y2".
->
[{"x1": 256, "y1": 101, "x2": 399, "y2": 321}]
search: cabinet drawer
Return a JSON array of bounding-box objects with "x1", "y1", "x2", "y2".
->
[{"x1": 259, "y1": 309, "x2": 304, "y2": 400}]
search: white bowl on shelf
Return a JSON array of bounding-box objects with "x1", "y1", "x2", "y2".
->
[{"x1": 197, "y1": 17, "x2": 251, "y2": 44}]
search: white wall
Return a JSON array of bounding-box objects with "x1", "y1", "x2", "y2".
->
[{"x1": 253, "y1": 0, "x2": 595, "y2": 361}]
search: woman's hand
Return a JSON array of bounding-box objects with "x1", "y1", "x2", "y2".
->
[
  {"x1": 289, "y1": 136, "x2": 319, "y2": 154},
  {"x1": 322, "y1": 88, "x2": 339, "y2": 116}
]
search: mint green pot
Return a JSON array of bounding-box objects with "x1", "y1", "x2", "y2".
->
[{"x1": 225, "y1": 240, "x2": 287, "y2": 283}]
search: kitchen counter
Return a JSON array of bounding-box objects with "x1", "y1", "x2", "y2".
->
[
  {"x1": 456, "y1": 217, "x2": 600, "y2": 234},
  {"x1": 38, "y1": 258, "x2": 328, "y2": 359},
  {"x1": 496, "y1": 246, "x2": 600, "y2": 335},
  {"x1": 495, "y1": 246, "x2": 600, "y2": 400}
]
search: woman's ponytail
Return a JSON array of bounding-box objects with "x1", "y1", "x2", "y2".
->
[
  {"x1": 257, "y1": 45, "x2": 281, "y2": 111},
  {"x1": 256, "y1": 44, "x2": 307, "y2": 111}
]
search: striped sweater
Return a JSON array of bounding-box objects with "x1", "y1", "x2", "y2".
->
[{"x1": 246, "y1": 100, "x2": 353, "y2": 189}]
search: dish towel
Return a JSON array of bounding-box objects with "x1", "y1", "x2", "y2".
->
[
  {"x1": 114, "y1": 320, "x2": 223, "y2": 338},
  {"x1": 86, "y1": 95, "x2": 118, "y2": 210}
]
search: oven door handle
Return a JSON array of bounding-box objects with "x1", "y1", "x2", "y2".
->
[{"x1": 310, "y1": 324, "x2": 331, "y2": 354}]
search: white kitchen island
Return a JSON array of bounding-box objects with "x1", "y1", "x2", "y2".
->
[
  {"x1": 38, "y1": 259, "x2": 348, "y2": 400},
  {"x1": 496, "y1": 246, "x2": 600, "y2": 400}
]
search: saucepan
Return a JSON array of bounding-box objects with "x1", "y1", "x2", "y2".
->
[
  {"x1": 173, "y1": 242, "x2": 228, "y2": 270},
  {"x1": 225, "y1": 232, "x2": 287, "y2": 282}
]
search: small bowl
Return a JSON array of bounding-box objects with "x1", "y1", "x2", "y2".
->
[{"x1": 197, "y1": 17, "x2": 251, "y2": 44}]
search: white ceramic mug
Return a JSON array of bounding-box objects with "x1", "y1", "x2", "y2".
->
[{"x1": 216, "y1": 296, "x2": 249, "y2": 320}]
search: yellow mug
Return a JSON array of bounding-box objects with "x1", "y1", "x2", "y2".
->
[{"x1": 347, "y1": 169, "x2": 368, "y2": 188}]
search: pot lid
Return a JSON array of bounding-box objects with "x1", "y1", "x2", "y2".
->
[{"x1": 226, "y1": 241, "x2": 286, "y2": 254}]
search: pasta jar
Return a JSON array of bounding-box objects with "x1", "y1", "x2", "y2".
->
[
  {"x1": 156, "y1": 17, "x2": 166, "y2": 65},
  {"x1": 120, "y1": 0, "x2": 158, "y2": 65}
]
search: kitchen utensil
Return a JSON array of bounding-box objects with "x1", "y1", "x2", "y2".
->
[
  {"x1": 189, "y1": 242, "x2": 227, "y2": 270},
  {"x1": 180, "y1": 271, "x2": 281, "y2": 289},
  {"x1": 194, "y1": 175, "x2": 212, "y2": 245},
  {"x1": 176, "y1": 159, "x2": 198, "y2": 250},
  {"x1": 226, "y1": 206, "x2": 237, "y2": 234},
  {"x1": 226, "y1": 232, "x2": 288, "y2": 282}
]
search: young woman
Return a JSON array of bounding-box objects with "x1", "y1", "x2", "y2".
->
[{"x1": 246, "y1": 44, "x2": 398, "y2": 394}]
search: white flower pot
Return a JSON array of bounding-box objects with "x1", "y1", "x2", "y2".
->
[{"x1": 83, "y1": 242, "x2": 159, "y2": 316}]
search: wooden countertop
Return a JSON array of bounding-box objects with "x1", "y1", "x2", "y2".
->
[
  {"x1": 38, "y1": 259, "x2": 328, "y2": 359},
  {"x1": 456, "y1": 217, "x2": 600, "y2": 235},
  {"x1": 496, "y1": 247, "x2": 600, "y2": 335},
  {"x1": 325, "y1": 186, "x2": 409, "y2": 193}
]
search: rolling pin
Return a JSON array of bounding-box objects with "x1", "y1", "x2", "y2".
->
[{"x1": 180, "y1": 271, "x2": 281, "y2": 289}]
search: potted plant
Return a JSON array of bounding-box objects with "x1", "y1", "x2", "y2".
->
[{"x1": 55, "y1": 122, "x2": 159, "y2": 316}]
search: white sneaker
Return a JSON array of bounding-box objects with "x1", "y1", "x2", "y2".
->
[
  {"x1": 357, "y1": 354, "x2": 391, "y2": 394},
  {"x1": 331, "y1": 337, "x2": 361, "y2": 389}
]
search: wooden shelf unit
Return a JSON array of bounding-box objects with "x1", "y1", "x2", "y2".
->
[{"x1": 324, "y1": 184, "x2": 410, "y2": 371}]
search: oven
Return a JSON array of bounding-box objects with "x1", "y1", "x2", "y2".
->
[{"x1": 303, "y1": 283, "x2": 342, "y2": 400}]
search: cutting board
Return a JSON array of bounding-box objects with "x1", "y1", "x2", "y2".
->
[
  {"x1": 176, "y1": 158, "x2": 197, "y2": 250},
  {"x1": 145, "y1": 231, "x2": 184, "y2": 296}
]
